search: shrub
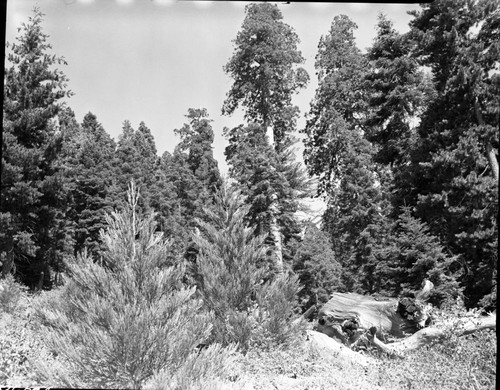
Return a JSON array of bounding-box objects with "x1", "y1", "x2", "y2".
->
[
  {"x1": 34, "y1": 183, "x2": 213, "y2": 389},
  {"x1": 373, "y1": 330, "x2": 496, "y2": 390},
  {"x1": 144, "y1": 343, "x2": 239, "y2": 390},
  {"x1": 252, "y1": 273, "x2": 304, "y2": 349},
  {"x1": 372, "y1": 300, "x2": 496, "y2": 390}
]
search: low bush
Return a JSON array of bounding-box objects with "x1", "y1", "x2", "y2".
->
[{"x1": 144, "y1": 343, "x2": 239, "y2": 390}]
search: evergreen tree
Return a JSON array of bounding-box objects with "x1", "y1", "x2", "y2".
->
[
  {"x1": 154, "y1": 109, "x2": 223, "y2": 271},
  {"x1": 110, "y1": 120, "x2": 159, "y2": 214},
  {"x1": 1, "y1": 7, "x2": 73, "y2": 287},
  {"x1": 148, "y1": 151, "x2": 183, "y2": 259},
  {"x1": 302, "y1": 14, "x2": 369, "y2": 194},
  {"x1": 364, "y1": 14, "x2": 428, "y2": 166},
  {"x1": 193, "y1": 181, "x2": 302, "y2": 351},
  {"x1": 302, "y1": 14, "x2": 388, "y2": 290},
  {"x1": 223, "y1": 3, "x2": 310, "y2": 274},
  {"x1": 291, "y1": 222, "x2": 343, "y2": 310},
  {"x1": 397, "y1": 0, "x2": 499, "y2": 307},
  {"x1": 35, "y1": 183, "x2": 213, "y2": 388},
  {"x1": 371, "y1": 207, "x2": 462, "y2": 306},
  {"x1": 173, "y1": 108, "x2": 222, "y2": 224},
  {"x1": 222, "y1": 2, "x2": 309, "y2": 148},
  {"x1": 224, "y1": 123, "x2": 312, "y2": 273},
  {"x1": 59, "y1": 111, "x2": 116, "y2": 258}
]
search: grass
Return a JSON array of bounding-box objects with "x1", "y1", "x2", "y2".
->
[{"x1": 0, "y1": 284, "x2": 496, "y2": 389}]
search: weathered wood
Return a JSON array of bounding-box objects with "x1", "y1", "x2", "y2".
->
[
  {"x1": 306, "y1": 330, "x2": 372, "y2": 367},
  {"x1": 316, "y1": 281, "x2": 434, "y2": 342},
  {"x1": 368, "y1": 313, "x2": 496, "y2": 355}
]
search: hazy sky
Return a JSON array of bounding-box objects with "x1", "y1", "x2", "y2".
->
[{"x1": 5, "y1": 0, "x2": 420, "y2": 175}]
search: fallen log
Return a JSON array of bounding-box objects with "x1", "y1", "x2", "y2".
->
[
  {"x1": 367, "y1": 312, "x2": 496, "y2": 356},
  {"x1": 306, "y1": 330, "x2": 372, "y2": 367},
  {"x1": 316, "y1": 281, "x2": 434, "y2": 343}
]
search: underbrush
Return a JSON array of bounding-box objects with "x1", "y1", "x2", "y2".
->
[
  {"x1": 373, "y1": 330, "x2": 496, "y2": 390},
  {"x1": 371, "y1": 299, "x2": 497, "y2": 390},
  {"x1": 1, "y1": 276, "x2": 496, "y2": 389}
]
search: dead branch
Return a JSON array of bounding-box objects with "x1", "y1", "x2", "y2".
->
[{"x1": 367, "y1": 313, "x2": 496, "y2": 355}]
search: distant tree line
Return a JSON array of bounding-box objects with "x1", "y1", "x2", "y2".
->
[{"x1": 2, "y1": 0, "x2": 498, "y2": 312}]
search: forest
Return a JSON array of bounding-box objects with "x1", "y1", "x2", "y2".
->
[{"x1": 1, "y1": 1, "x2": 498, "y2": 389}]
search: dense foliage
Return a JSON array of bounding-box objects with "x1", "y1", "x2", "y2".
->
[
  {"x1": 0, "y1": 2, "x2": 497, "y2": 388},
  {"x1": 2, "y1": 7, "x2": 73, "y2": 288},
  {"x1": 301, "y1": 1, "x2": 497, "y2": 309},
  {"x1": 223, "y1": 3, "x2": 312, "y2": 277}
]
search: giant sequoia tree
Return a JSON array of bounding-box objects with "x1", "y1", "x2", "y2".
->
[
  {"x1": 1, "y1": 8, "x2": 73, "y2": 287},
  {"x1": 223, "y1": 3, "x2": 310, "y2": 274},
  {"x1": 222, "y1": 2, "x2": 309, "y2": 148}
]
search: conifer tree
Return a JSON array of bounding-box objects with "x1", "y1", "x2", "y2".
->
[
  {"x1": 223, "y1": 3, "x2": 310, "y2": 274},
  {"x1": 371, "y1": 207, "x2": 462, "y2": 306},
  {"x1": 224, "y1": 123, "x2": 312, "y2": 273},
  {"x1": 397, "y1": 0, "x2": 499, "y2": 307},
  {"x1": 35, "y1": 182, "x2": 213, "y2": 388},
  {"x1": 222, "y1": 2, "x2": 309, "y2": 148},
  {"x1": 1, "y1": 7, "x2": 73, "y2": 287},
  {"x1": 110, "y1": 120, "x2": 159, "y2": 214},
  {"x1": 173, "y1": 108, "x2": 222, "y2": 225},
  {"x1": 364, "y1": 14, "x2": 428, "y2": 166},
  {"x1": 302, "y1": 15, "x2": 389, "y2": 290},
  {"x1": 59, "y1": 111, "x2": 116, "y2": 257},
  {"x1": 291, "y1": 222, "x2": 343, "y2": 310},
  {"x1": 193, "y1": 181, "x2": 302, "y2": 351}
]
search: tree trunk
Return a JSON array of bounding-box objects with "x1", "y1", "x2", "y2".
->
[
  {"x1": 474, "y1": 98, "x2": 499, "y2": 183},
  {"x1": 264, "y1": 120, "x2": 284, "y2": 276},
  {"x1": 316, "y1": 281, "x2": 434, "y2": 342},
  {"x1": 368, "y1": 313, "x2": 496, "y2": 356},
  {"x1": 269, "y1": 194, "x2": 284, "y2": 276}
]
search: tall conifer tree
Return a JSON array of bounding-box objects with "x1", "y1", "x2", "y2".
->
[
  {"x1": 398, "y1": 0, "x2": 499, "y2": 307},
  {"x1": 2, "y1": 7, "x2": 73, "y2": 287},
  {"x1": 223, "y1": 3, "x2": 310, "y2": 274}
]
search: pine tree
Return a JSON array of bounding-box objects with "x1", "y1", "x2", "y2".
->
[
  {"x1": 1, "y1": 7, "x2": 73, "y2": 287},
  {"x1": 35, "y1": 182, "x2": 213, "y2": 388}
]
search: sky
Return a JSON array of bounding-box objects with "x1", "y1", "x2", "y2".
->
[{"x1": 5, "y1": 0, "x2": 421, "y2": 220}]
